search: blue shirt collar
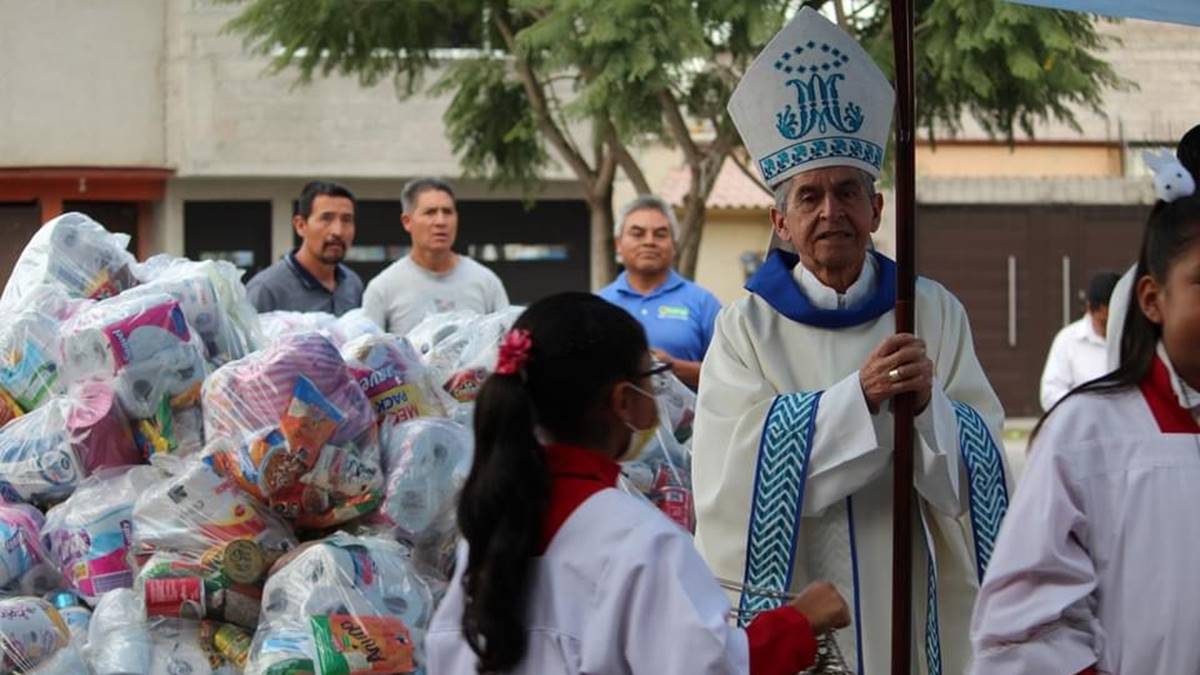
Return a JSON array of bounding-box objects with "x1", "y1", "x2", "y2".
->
[
  {"x1": 745, "y1": 249, "x2": 897, "y2": 328},
  {"x1": 287, "y1": 250, "x2": 345, "y2": 291},
  {"x1": 615, "y1": 269, "x2": 686, "y2": 298}
]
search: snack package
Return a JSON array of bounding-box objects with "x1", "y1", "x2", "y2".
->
[
  {"x1": 41, "y1": 466, "x2": 160, "y2": 605},
  {"x1": 132, "y1": 456, "x2": 298, "y2": 629},
  {"x1": 341, "y1": 334, "x2": 446, "y2": 425},
  {"x1": 132, "y1": 255, "x2": 265, "y2": 366},
  {"x1": 0, "y1": 596, "x2": 88, "y2": 674},
  {"x1": 0, "y1": 501, "x2": 46, "y2": 590},
  {"x1": 247, "y1": 534, "x2": 435, "y2": 675},
  {"x1": 374, "y1": 418, "x2": 472, "y2": 576},
  {"x1": 0, "y1": 285, "x2": 87, "y2": 413},
  {"x1": 59, "y1": 292, "x2": 208, "y2": 457},
  {"x1": 0, "y1": 399, "x2": 88, "y2": 505},
  {"x1": 0, "y1": 212, "x2": 138, "y2": 308},
  {"x1": 86, "y1": 588, "x2": 245, "y2": 675},
  {"x1": 202, "y1": 333, "x2": 383, "y2": 528}
]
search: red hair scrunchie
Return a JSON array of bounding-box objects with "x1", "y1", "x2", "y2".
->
[{"x1": 495, "y1": 329, "x2": 533, "y2": 376}]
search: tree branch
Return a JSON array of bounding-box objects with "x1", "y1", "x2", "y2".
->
[
  {"x1": 729, "y1": 149, "x2": 773, "y2": 197},
  {"x1": 659, "y1": 89, "x2": 702, "y2": 168},
  {"x1": 492, "y1": 11, "x2": 595, "y2": 183},
  {"x1": 604, "y1": 120, "x2": 651, "y2": 194},
  {"x1": 833, "y1": 0, "x2": 849, "y2": 30}
]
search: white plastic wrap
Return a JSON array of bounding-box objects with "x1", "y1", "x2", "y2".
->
[
  {"x1": 374, "y1": 418, "x2": 472, "y2": 577},
  {"x1": 86, "y1": 588, "x2": 246, "y2": 675},
  {"x1": 44, "y1": 590, "x2": 91, "y2": 651},
  {"x1": 0, "y1": 212, "x2": 138, "y2": 308},
  {"x1": 260, "y1": 310, "x2": 382, "y2": 349},
  {"x1": 407, "y1": 307, "x2": 523, "y2": 413},
  {"x1": 41, "y1": 465, "x2": 160, "y2": 606},
  {"x1": 0, "y1": 284, "x2": 88, "y2": 414},
  {"x1": 202, "y1": 332, "x2": 383, "y2": 529},
  {"x1": 132, "y1": 255, "x2": 265, "y2": 366},
  {"x1": 132, "y1": 456, "x2": 298, "y2": 629},
  {"x1": 620, "y1": 369, "x2": 696, "y2": 533},
  {"x1": 0, "y1": 596, "x2": 88, "y2": 675},
  {"x1": 0, "y1": 398, "x2": 88, "y2": 506},
  {"x1": 0, "y1": 501, "x2": 47, "y2": 591},
  {"x1": 341, "y1": 334, "x2": 446, "y2": 424},
  {"x1": 59, "y1": 292, "x2": 208, "y2": 457},
  {"x1": 247, "y1": 533, "x2": 435, "y2": 675}
]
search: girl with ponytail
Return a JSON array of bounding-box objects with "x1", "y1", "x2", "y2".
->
[
  {"x1": 427, "y1": 292, "x2": 848, "y2": 674},
  {"x1": 972, "y1": 169, "x2": 1200, "y2": 673}
]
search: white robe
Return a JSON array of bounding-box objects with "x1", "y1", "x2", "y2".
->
[
  {"x1": 426, "y1": 488, "x2": 751, "y2": 675},
  {"x1": 971, "y1": 350, "x2": 1200, "y2": 674},
  {"x1": 693, "y1": 254, "x2": 1009, "y2": 675}
]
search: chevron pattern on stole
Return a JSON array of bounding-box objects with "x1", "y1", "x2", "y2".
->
[
  {"x1": 952, "y1": 400, "x2": 1010, "y2": 582},
  {"x1": 925, "y1": 545, "x2": 943, "y2": 675},
  {"x1": 737, "y1": 391, "x2": 822, "y2": 627}
]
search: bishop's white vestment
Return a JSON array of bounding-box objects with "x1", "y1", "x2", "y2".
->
[{"x1": 694, "y1": 250, "x2": 1011, "y2": 674}]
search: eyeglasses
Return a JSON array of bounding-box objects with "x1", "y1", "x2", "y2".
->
[{"x1": 635, "y1": 361, "x2": 673, "y2": 380}]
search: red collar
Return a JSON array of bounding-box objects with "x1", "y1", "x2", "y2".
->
[
  {"x1": 539, "y1": 444, "x2": 620, "y2": 554},
  {"x1": 1139, "y1": 356, "x2": 1200, "y2": 434}
]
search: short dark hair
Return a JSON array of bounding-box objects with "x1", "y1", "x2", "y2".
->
[
  {"x1": 296, "y1": 181, "x2": 355, "y2": 219},
  {"x1": 401, "y1": 177, "x2": 456, "y2": 214},
  {"x1": 1177, "y1": 123, "x2": 1200, "y2": 177},
  {"x1": 1086, "y1": 271, "x2": 1121, "y2": 309}
]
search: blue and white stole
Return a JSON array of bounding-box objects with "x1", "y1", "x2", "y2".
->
[{"x1": 735, "y1": 251, "x2": 1010, "y2": 674}]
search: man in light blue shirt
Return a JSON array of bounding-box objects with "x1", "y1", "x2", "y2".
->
[{"x1": 599, "y1": 195, "x2": 721, "y2": 388}]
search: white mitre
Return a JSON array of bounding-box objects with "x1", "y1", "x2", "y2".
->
[{"x1": 728, "y1": 6, "x2": 895, "y2": 188}]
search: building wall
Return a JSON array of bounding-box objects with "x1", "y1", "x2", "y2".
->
[
  {"x1": 916, "y1": 143, "x2": 1123, "y2": 177},
  {"x1": 0, "y1": 0, "x2": 166, "y2": 167},
  {"x1": 693, "y1": 210, "x2": 771, "y2": 305}
]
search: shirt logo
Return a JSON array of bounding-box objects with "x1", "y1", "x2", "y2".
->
[{"x1": 657, "y1": 305, "x2": 690, "y2": 321}]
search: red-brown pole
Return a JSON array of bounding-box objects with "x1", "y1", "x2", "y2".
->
[{"x1": 890, "y1": 0, "x2": 917, "y2": 673}]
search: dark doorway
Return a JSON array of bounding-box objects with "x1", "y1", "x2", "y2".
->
[
  {"x1": 305, "y1": 198, "x2": 590, "y2": 305},
  {"x1": 184, "y1": 201, "x2": 273, "y2": 282},
  {"x1": 916, "y1": 203, "x2": 1146, "y2": 417},
  {"x1": 0, "y1": 202, "x2": 42, "y2": 292},
  {"x1": 63, "y1": 200, "x2": 139, "y2": 257}
]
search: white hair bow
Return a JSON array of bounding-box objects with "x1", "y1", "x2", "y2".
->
[{"x1": 1143, "y1": 149, "x2": 1197, "y2": 203}]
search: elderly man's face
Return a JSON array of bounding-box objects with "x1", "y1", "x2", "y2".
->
[
  {"x1": 616, "y1": 207, "x2": 675, "y2": 275},
  {"x1": 770, "y1": 166, "x2": 882, "y2": 276}
]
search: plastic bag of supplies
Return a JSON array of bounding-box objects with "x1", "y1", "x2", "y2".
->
[
  {"x1": 0, "y1": 596, "x2": 88, "y2": 674},
  {"x1": 0, "y1": 212, "x2": 137, "y2": 308},
  {"x1": 0, "y1": 501, "x2": 47, "y2": 591},
  {"x1": 202, "y1": 332, "x2": 383, "y2": 529},
  {"x1": 0, "y1": 285, "x2": 89, "y2": 414},
  {"x1": 246, "y1": 533, "x2": 436, "y2": 675},
  {"x1": 131, "y1": 455, "x2": 298, "y2": 629},
  {"x1": 41, "y1": 465, "x2": 160, "y2": 605},
  {"x1": 620, "y1": 367, "x2": 696, "y2": 533},
  {"x1": 341, "y1": 334, "x2": 446, "y2": 425}
]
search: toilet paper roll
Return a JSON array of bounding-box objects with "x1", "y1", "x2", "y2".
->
[
  {"x1": 0, "y1": 597, "x2": 70, "y2": 674},
  {"x1": 61, "y1": 326, "x2": 119, "y2": 381},
  {"x1": 0, "y1": 401, "x2": 83, "y2": 504}
]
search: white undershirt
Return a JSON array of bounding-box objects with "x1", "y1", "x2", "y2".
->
[{"x1": 792, "y1": 253, "x2": 877, "y2": 310}]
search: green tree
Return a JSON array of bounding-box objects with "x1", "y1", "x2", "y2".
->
[{"x1": 222, "y1": 0, "x2": 1123, "y2": 285}]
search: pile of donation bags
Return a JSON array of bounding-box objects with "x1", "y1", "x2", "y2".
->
[{"x1": 0, "y1": 212, "x2": 697, "y2": 674}]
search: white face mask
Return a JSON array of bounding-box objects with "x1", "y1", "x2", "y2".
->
[{"x1": 619, "y1": 383, "x2": 660, "y2": 462}]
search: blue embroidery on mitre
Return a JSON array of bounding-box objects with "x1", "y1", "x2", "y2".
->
[
  {"x1": 736, "y1": 390, "x2": 822, "y2": 626},
  {"x1": 772, "y1": 41, "x2": 863, "y2": 141},
  {"x1": 952, "y1": 400, "x2": 1010, "y2": 581}
]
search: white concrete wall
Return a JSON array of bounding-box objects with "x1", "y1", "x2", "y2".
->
[
  {"x1": 164, "y1": 0, "x2": 580, "y2": 181},
  {"x1": 0, "y1": 0, "x2": 166, "y2": 167}
]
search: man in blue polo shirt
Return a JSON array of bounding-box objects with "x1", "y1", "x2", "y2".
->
[
  {"x1": 246, "y1": 181, "x2": 364, "y2": 316},
  {"x1": 599, "y1": 194, "x2": 721, "y2": 388}
]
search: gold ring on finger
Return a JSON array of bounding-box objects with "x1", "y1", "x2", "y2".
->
[{"x1": 888, "y1": 368, "x2": 901, "y2": 382}]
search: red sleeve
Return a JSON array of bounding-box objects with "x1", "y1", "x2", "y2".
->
[
  {"x1": 745, "y1": 606, "x2": 818, "y2": 675},
  {"x1": 1077, "y1": 668, "x2": 1098, "y2": 675}
]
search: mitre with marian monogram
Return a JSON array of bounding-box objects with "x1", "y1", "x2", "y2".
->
[{"x1": 728, "y1": 6, "x2": 894, "y2": 188}]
